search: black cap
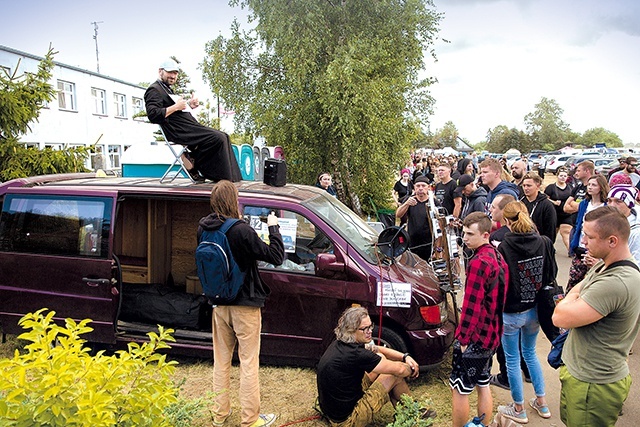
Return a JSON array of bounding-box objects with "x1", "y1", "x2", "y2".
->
[{"x1": 455, "y1": 174, "x2": 474, "y2": 191}]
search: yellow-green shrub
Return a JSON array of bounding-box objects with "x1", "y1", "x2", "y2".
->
[{"x1": 0, "y1": 309, "x2": 180, "y2": 426}]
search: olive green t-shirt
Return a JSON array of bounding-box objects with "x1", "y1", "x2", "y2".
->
[{"x1": 563, "y1": 259, "x2": 640, "y2": 383}]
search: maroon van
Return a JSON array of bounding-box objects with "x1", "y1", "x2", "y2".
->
[{"x1": 0, "y1": 174, "x2": 455, "y2": 368}]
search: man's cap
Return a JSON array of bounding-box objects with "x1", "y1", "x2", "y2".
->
[
  {"x1": 455, "y1": 174, "x2": 474, "y2": 191},
  {"x1": 608, "y1": 184, "x2": 638, "y2": 209},
  {"x1": 414, "y1": 175, "x2": 430, "y2": 184},
  {"x1": 159, "y1": 59, "x2": 179, "y2": 72}
]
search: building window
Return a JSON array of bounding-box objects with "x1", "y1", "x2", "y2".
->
[
  {"x1": 113, "y1": 93, "x2": 126, "y2": 118},
  {"x1": 57, "y1": 80, "x2": 76, "y2": 111},
  {"x1": 92, "y1": 88, "x2": 107, "y2": 115},
  {"x1": 108, "y1": 145, "x2": 121, "y2": 169},
  {"x1": 132, "y1": 97, "x2": 144, "y2": 119}
]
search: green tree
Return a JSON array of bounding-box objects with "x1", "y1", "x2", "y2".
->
[
  {"x1": 485, "y1": 125, "x2": 530, "y2": 154},
  {"x1": 524, "y1": 97, "x2": 571, "y2": 151},
  {"x1": 578, "y1": 127, "x2": 623, "y2": 148},
  {"x1": 431, "y1": 121, "x2": 458, "y2": 149},
  {"x1": 201, "y1": 0, "x2": 442, "y2": 214},
  {"x1": 0, "y1": 46, "x2": 90, "y2": 181}
]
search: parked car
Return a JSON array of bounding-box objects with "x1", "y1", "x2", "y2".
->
[
  {"x1": 0, "y1": 174, "x2": 456, "y2": 369},
  {"x1": 546, "y1": 155, "x2": 573, "y2": 174},
  {"x1": 595, "y1": 159, "x2": 619, "y2": 176},
  {"x1": 563, "y1": 154, "x2": 603, "y2": 175}
]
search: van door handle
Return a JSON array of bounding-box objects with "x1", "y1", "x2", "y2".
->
[{"x1": 82, "y1": 277, "x2": 111, "y2": 287}]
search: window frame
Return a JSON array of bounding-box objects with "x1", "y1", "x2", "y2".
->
[
  {"x1": 57, "y1": 80, "x2": 77, "y2": 111},
  {"x1": 91, "y1": 87, "x2": 108, "y2": 116},
  {"x1": 113, "y1": 92, "x2": 127, "y2": 118}
]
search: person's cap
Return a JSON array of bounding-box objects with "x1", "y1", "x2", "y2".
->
[
  {"x1": 608, "y1": 184, "x2": 638, "y2": 208},
  {"x1": 401, "y1": 168, "x2": 411, "y2": 176},
  {"x1": 159, "y1": 59, "x2": 179, "y2": 72},
  {"x1": 414, "y1": 175, "x2": 430, "y2": 184},
  {"x1": 455, "y1": 174, "x2": 474, "y2": 191},
  {"x1": 619, "y1": 156, "x2": 627, "y2": 162}
]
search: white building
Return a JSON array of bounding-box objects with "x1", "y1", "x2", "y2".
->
[{"x1": 0, "y1": 45, "x2": 154, "y2": 172}]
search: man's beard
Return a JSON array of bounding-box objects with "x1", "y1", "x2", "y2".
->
[{"x1": 512, "y1": 172, "x2": 523, "y2": 180}]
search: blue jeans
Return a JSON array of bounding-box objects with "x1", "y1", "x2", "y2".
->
[{"x1": 501, "y1": 308, "x2": 546, "y2": 404}]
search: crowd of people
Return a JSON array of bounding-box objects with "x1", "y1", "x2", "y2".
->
[
  {"x1": 199, "y1": 149, "x2": 640, "y2": 427},
  {"x1": 390, "y1": 151, "x2": 640, "y2": 426}
]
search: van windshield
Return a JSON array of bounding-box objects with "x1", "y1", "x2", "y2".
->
[{"x1": 306, "y1": 194, "x2": 380, "y2": 263}]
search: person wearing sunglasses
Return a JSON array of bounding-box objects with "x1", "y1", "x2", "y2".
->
[
  {"x1": 316, "y1": 307, "x2": 421, "y2": 426},
  {"x1": 609, "y1": 156, "x2": 640, "y2": 187}
]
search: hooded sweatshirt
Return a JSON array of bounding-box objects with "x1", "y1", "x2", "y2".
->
[
  {"x1": 460, "y1": 186, "x2": 488, "y2": 219},
  {"x1": 498, "y1": 231, "x2": 548, "y2": 313},
  {"x1": 486, "y1": 180, "x2": 519, "y2": 212},
  {"x1": 520, "y1": 192, "x2": 557, "y2": 243},
  {"x1": 198, "y1": 213, "x2": 285, "y2": 307}
]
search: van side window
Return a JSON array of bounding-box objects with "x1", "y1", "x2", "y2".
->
[
  {"x1": 0, "y1": 195, "x2": 112, "y2": 258},
  {"x1": 242, "y1": 206, "x2": 333, "y2": 273}
]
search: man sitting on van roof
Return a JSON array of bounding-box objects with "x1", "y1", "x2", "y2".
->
[{"x1": 144, "y1": 59, "x2": 241, "y2": 183}]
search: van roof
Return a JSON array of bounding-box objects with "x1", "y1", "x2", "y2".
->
[{"x1": 0, "y1": 173, "x2": 324, "y2": 203}]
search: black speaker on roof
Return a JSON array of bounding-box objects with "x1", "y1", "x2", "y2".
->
[{"x1": 263, "y1": 158, "x2": 286, "y2": 187}]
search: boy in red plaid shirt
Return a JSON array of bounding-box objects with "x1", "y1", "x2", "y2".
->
[{"x1": 450, "y1": 212, "x2": 509, "y2": 427}]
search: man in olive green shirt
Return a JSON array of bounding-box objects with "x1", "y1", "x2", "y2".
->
[{"x1": 553, "y1": 206, "x2": 640, "y2": 427}]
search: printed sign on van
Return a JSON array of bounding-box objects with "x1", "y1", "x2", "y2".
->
[{"x1": 376, "y1": 281, "x2": 412, "y2": 308}]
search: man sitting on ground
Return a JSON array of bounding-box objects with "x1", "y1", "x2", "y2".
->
[{"x1": 317, "y1": 306, "x2": 421, "y2": 426}]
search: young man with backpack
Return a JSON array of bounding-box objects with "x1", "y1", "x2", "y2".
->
[{"x1": 198, "y1": 180, "x2": 285, "y2": 427}]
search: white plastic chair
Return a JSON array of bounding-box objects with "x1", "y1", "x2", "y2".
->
[{"x1": 157, "y1": 126, "x2": 195, "y2": 184}]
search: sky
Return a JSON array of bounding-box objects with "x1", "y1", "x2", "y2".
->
[{"x1": 1, "y1": 0, "x2": 639, "y2": 146}]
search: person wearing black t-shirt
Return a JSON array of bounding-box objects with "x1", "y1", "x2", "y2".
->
[
  {"x1": 317, "y1": 307, "x2": 421, "y2": 425},
  {"x1": 544, "y1": 168, "x2": 573, "y2": 253},
  {"x1": 563, "y1": 161, "x2": 594, "y2": 254},
  {"x1": 435, "y1": 163, "x2": 461, "y2": 217},
  {"x1": 396, "y1": 176, "x2": 434, "y2": 261}
]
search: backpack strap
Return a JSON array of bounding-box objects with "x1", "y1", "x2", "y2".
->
[
  {"x1": 604, "y1": 259, "x2": 640, "y2": 272},
  {"x1": 219, "y1": 218, "x2": 240, "y2": 234}
]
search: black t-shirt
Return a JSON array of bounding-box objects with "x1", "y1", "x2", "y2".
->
[
  {"x1": 393, "y1": 180, "x2": 413, "y2": 201},
  {"x1": 317, "y1": 340, "x2": 381, "y2": 422},
  {"x1": 404, "y1": 200, "x2": 433, "y2": 261},
  {"x1": 544, "y1": 183, "x2": 573, "y2": 225},
  {"x1": 434, "y1": 179, "x2": 457, "y2": 216},
  {"x1": 568, "y1": 182, "x2": 587, "y2": 225}
]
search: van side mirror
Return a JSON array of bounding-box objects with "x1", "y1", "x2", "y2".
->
[{"x1": 316, "y1": 253, "x2": 345, "y2": 278}]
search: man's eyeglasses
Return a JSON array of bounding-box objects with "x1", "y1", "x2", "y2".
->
[
  {"x1": 630, "y1": 163, "x2": 639, "y2": 167},
  {"x1": 358, "y1": 325, "x2": 374, "y2": 333}
]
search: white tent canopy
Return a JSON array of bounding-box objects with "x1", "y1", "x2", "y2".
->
[
  {"x1": 505, "y1": 148, "x2": 521, "y2": 156},
  {"x1": 434, "y1": 146, "x2": 459, "y2": 156}
]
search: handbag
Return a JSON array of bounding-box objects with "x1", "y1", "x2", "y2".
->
[{"x1": 548, "y1": 329, "x2": 568, "y2": 369}]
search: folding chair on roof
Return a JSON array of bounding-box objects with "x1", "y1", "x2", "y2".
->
[{"x1": 157, "y1": 126, "x2": 195, "y2": 184}]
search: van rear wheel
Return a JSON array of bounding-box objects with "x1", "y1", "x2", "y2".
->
[{"x1": 371, "y1": 326, "x2": 408, "y2": 354}]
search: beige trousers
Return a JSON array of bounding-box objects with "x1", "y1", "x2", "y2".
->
[{"x1": 212, "y1": 305, "x2": 262, "y2": 427}]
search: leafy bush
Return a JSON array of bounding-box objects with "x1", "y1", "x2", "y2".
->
[
  {"x1": 0, "y1": 309, "x2": 182, "y2": 426},
  {"x1": 387, "y1": 394, "x2": 436, "y2": 427}
]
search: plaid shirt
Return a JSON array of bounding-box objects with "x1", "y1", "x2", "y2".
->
[{"x1": 455, "y1": 243, "x2": 508, "y2": 350}]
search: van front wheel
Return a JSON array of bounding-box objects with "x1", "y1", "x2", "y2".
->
[{"x1": 371, "y1": 326, "x2": 408, "y2": 354}]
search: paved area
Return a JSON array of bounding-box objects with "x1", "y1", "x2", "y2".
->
[{"x1": 484, "y1": 233, "x2": 640, "y2": 426}]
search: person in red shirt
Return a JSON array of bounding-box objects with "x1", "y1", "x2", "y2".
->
[{"x1": 450, "y1": 212, "x2": 509, "y2": 427}]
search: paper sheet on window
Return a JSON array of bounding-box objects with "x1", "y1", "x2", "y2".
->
[{"x1": 250, "y1": 216, "x2": 297, "y2": 253}]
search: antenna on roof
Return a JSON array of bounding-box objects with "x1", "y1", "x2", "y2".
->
[{"x1": 91, "y1": 21, "x2": 104, "y2": 73}]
